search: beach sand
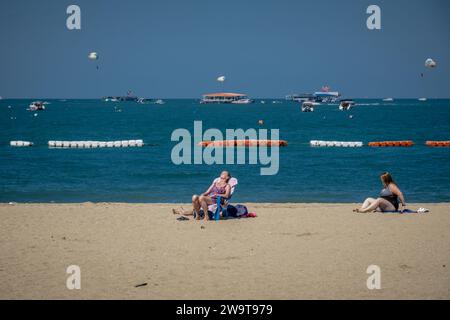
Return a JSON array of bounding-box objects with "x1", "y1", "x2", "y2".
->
[{"x1": 0, "y1": 203, "x2": 449, "y2": 300}]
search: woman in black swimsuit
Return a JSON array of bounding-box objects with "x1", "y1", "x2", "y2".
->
[{"x1": 355, "y1": 172, "x2": 407, "y2": 213}]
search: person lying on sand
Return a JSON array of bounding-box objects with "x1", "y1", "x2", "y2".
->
[
  {"x1": 173, "y1": 171, "x2": 232, "y2": 221},
  {"x1": 354, "y1": 172, "x2": 407, "y2": 213}
]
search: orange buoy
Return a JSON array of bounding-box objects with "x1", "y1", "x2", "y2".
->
[
  {"x1": 198, "y1": 140, "x2": 288, "y2": 148},
  {"x1": 426, "y1": 141, "x2": 450, "y2": 147},
  {"x1": 368, "y1": 141, "x2": 414, "y2": 147}
]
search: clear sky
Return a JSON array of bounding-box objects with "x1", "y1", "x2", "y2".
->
[{"x1": 1, "y1": 0, "x2": 449, "y2": 98}]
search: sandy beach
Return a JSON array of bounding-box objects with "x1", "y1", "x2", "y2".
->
[{"x1": 0, "y1": 202, "x2": 449, "y2": 300}]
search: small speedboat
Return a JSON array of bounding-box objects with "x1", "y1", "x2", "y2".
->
[
  {"x1": 154, "y1": 99, "x2": 165, "y2": 105},
  {"x1": 339, "y1": 100, "x2": 355, "y2": 111},
  {"x1": 418, "y1": 98, "x2": 427, "y2": 101},
  {"x1": 383, "y1": 98, "x2": 394, "y2": 102},
  {"x1": 231, "y1": 98, "x2": 253, "y2": 104},
  {"x1": 28, "y1": 101, "x2": 45, "y2": 111},
  {"x1": 301, "y1": 101, "x2": 315, "y2": 112}
]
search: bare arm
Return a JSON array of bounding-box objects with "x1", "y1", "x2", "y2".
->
[
  {"x1": 390, "y1": 184, "x2": 406, "y2": 206},
  {"x1": 202, "y1": 183, "x2": 215, "y2": 196}
]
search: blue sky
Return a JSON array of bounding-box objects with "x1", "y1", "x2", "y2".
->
[{"x1": 0, "y1": 0, "x2": 449, "y2": 98}]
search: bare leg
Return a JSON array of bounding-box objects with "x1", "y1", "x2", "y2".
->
[
  {"x1": 357, "y1": 198, "x2": 395, "y2": 213},
  {"x1": 199, "y1": 195, "x2": 214, "y2": 221},
  {"x1": 354, "y1": 198, "x2": 375, "y2": 212},
  {"x1": 192, "y1": 195, "x2": 201, "y2": 219},
  {"x1": 172, "y1": 206, "x2": 195, "y2": 216},
  {"x1": 377, "y1": 198, "x2": 396, "y2": 212},
  {"x1": 361, "y1": 198, "x2": 376, "y2": 210}
]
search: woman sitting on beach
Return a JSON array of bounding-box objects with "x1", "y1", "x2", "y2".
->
[
  {"x1": 173, "y1": 171, "x2": 232, "y2": 220},
  {"x1": 355, "y1": 172, "x2": 406, "y2": 213}
]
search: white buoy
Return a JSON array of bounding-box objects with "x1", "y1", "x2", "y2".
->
[{"x1": 10, "y1": 141, "x2": 34, "y2": 147}]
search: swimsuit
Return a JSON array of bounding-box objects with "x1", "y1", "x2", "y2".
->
[
  {"x1": 380, "y1": 186, "x2": 399, "y2": 211},
  {"x1": 210, "y1": 183, "x2": 227, "y2": 204}
]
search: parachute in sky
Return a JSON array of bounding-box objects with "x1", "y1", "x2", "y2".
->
[
  {"x1": 88, "y1": 52, "x2": 100, "y2": 70},
  {"x1": 217, "y1": 76, "x2": 226, "y2": 82},
  {"x1": 88, "y1": 52, "x2": 99, "y2": 60},
  {"x1": 425, "y1": 58, "x2": 436, "y2": 68}
]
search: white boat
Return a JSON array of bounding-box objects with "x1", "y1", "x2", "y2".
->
[
  {"x1": 339, "y1": 100, "x2": 355, "y2": 111},
  {"x1": 231, "y1": 98, "x2": 253, "y2": 104},
  {"x1": 383, "y1": 98, "x2": 394, "y2": 102},
  {"x1": 301, "y1": 101, "x2": 315, "y2": 112},
  {"x1": 154, "y1": 99, "x2": 165, "y2": 105},
  {"x1": 28, "y1": 101, "x2": 45, "y2": 111},
  {"x1": 200, "y1": 93, "x2": 253, "y2": 104},
  {"x1": 418, "y1": 98, "x2": 427, "y2": 101}
]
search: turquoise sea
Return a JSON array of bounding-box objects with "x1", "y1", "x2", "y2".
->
[{"x1": 1, "y1": 99, "x2": 449, "y2": 203}]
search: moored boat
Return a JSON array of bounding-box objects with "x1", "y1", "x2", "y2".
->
[
  {"x1": 339, "y1": 99, "x2": 356, "y2": 111},
  {"x1": 200, "y1": 93, "x2": 253, "y2": 104}
]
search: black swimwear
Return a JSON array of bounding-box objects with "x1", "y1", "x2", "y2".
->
[{"x1": 380, "y1": 186, "x2": 399, "y2": 211}]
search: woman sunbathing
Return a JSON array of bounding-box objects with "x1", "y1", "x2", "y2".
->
[
  {"x1": 354, "y1": 172, "x2": 406, "y2": 213},
  {"x1": 173, "y1": 171, "x2": 232, "y2": 220}
]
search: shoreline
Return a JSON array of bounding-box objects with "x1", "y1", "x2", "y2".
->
[
  {"x1": 1, "y1": 202, "x2": 449, "y2": 299},
  {"x1": 2, "y1": 202, "x2": 450, "y2": 205}
]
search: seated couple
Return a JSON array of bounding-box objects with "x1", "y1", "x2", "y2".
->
[
  {"x1": 173, "y1": 171, "x2": 237, "y2": 220},
  {"x1": 355, "y1": 172, "x2": 407, "y2": 213}
]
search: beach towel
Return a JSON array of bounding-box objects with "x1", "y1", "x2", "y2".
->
[{"x1": 381, "y1": 208, "x2": 430, "y2": 214}]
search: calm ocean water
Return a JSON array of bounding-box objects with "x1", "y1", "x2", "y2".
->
[{"x1": 1, "y1": 99, "x2": 449, "y2": 203}]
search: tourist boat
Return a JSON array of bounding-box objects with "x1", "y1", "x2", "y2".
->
[
  {"x1": 28, "y1": 101, "x2": 46, "y2": 111},
  {"x1": 200, "y1": 93, "x2": 253, "y2": 104},
  {"x1": 103, "y1": 96, "x2": 119, "y2": 102},
  {"x1": 286, "y1": 93, "x2": 315, "y2": 102},
  {"x1": 339, "y1": 99, "x2": 356, "y2": 111},
  {"x1": 301, "y1": 101, "x2": 315, "y2": 112}
]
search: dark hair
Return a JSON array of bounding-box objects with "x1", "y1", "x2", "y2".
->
[
  {"x1": 381, "y1": 172, "x2": 396, "y2": 187},
  {"x1": 222, "y1": 171, "x2": 231, "y2": 182}
]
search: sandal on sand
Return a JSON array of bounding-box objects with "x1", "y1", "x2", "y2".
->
[{"x1": 177, "y1": 216, "x2": 189, "y2": 221}]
